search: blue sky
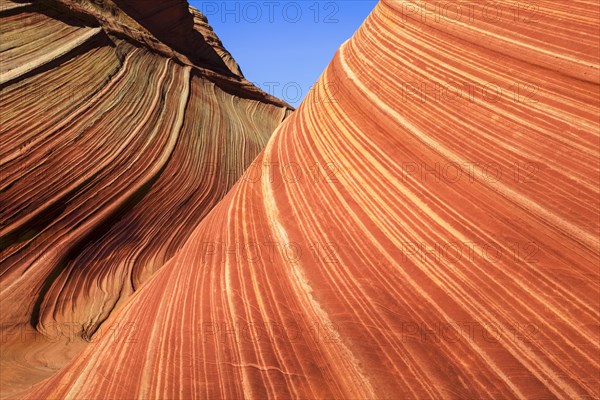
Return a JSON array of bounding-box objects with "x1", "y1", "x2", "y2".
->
[{"x1": 189, "y1": 1, "x2": 378, "y2": 107}]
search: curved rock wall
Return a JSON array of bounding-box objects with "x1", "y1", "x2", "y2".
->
[
  {"x1": 0, "y1": 0, "x2": 291, "y2": 396},
  {"x1": 3, "y1": 0, "x2": 600, "y2": 398}
]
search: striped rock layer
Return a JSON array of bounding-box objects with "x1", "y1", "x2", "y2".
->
[
  {"x1": 4, "y1": 0, "x2": 600, "y2": 399},
  {"x1": 0, "y1": 0, "x2": 292, "y2": 396}
]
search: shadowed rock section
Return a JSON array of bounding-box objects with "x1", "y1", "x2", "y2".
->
[
  {"x1": 0, "y1": 0, "x2": 292, "y2": 396},
  {"x1": 3, "y1": 0, "x2": 600, "y2": 399}
]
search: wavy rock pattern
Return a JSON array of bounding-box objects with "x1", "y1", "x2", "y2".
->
[
  {"x1": 0, "y1": 0, "x2": 291, "y2": 396},
  {"x1": 4, "y1": 0, "x2": 600, "y2": 399}
]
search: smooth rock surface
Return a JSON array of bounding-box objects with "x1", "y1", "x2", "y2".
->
[
  {"x1": 0, "y1": 0, "x2": 291, "y2": 396},
  {"x1": 3, "y1": 0, "x2": 600, "y2": 399}
]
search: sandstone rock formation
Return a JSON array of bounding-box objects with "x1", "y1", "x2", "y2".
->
[
  {"x1": 0, "y1": 0, "x2": 291, "y2": 396},
  {"x1": 3, "y1": 0, "x2": 600, "y2": 399}
]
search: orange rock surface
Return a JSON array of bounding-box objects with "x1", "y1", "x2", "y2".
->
[
  {"x1": 2, "y1": 0, "x2": 600, "y2": 399},
  {"x1": 0, "y1": 0, "x2": 291, "y2": 396}
]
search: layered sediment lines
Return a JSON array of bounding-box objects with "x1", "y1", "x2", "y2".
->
[
  {"x1": 0, "y1": 0, "x2": 291, "y2": 396},
  {"x1": 11, "y1": 0, "x2": 599, "y2": 399}
]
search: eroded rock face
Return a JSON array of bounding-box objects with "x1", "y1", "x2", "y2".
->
[
  {"x1": 0, "y1": 0, "x2": 291, "y2": 396},
  {"x1": 3, "y1": 0, "x2": 600, "y2": 399}
]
